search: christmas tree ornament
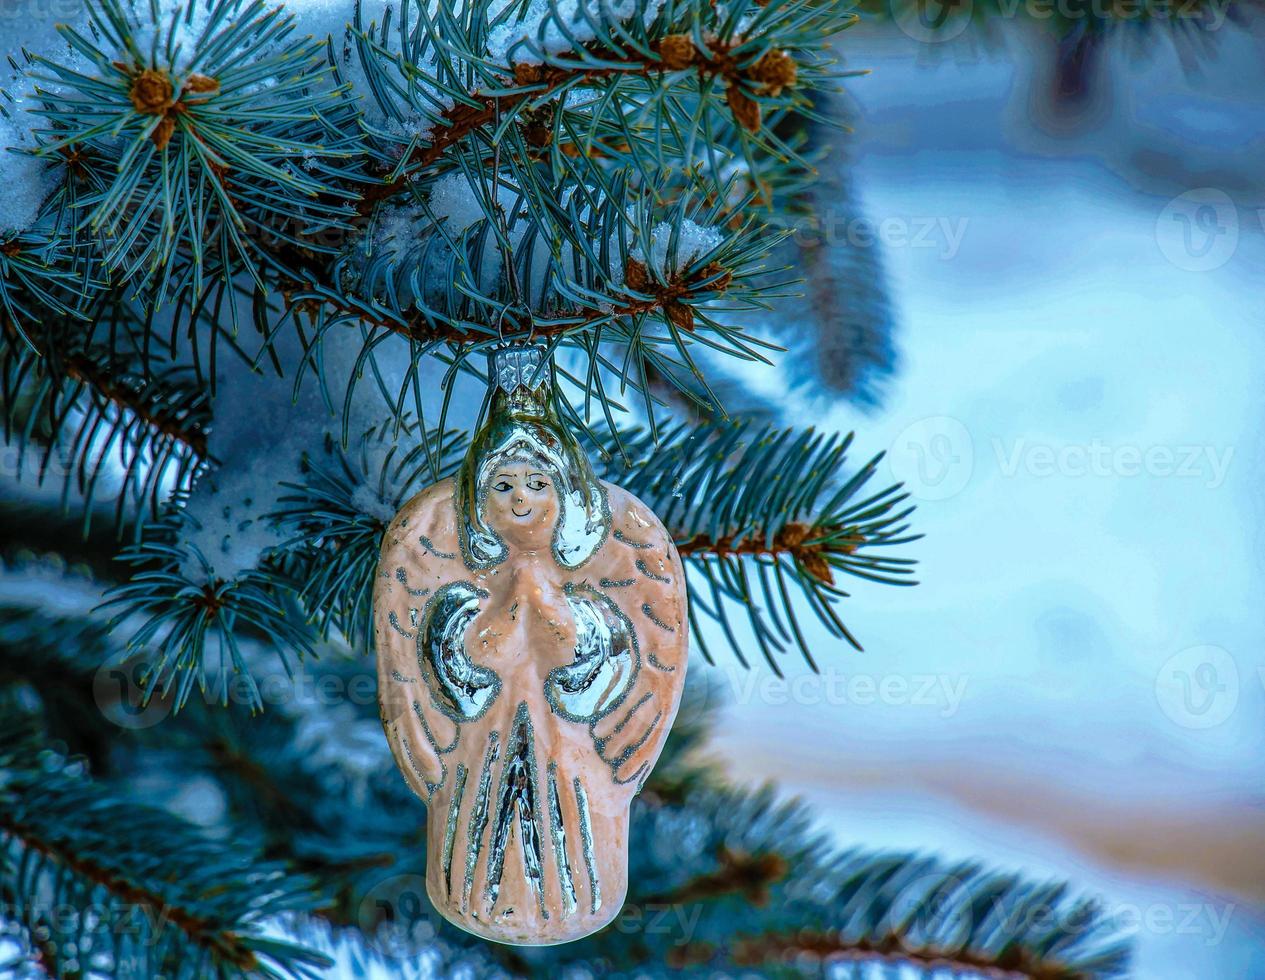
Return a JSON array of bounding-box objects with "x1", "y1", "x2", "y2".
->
[{"x1": 374, "y1": 343, "x2": 689, "y2": 946}]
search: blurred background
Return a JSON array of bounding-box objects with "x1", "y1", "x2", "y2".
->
[{"x1": 702, "y1": 9, "x2": 1265, "y2": 977}]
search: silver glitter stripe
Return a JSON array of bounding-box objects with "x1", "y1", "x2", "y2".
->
[
  {"x1": 547, "y1": 761, "x2": 577, "y2": 918},
  {"x1": 635, "y1": 558, "x2": 670, "y2": 583},
  {"x1": 599, "y1": 577, "x2": 635, "y2": 588},
  {"x1": 641, "y1": 602, "x2": 676, "y2": 632},
  {"x1": 396, "y1": 729, "x2": 439, "y2": 795},
  {"x1": 573, "y1": 777, "x2": 601, "y2": 914},
  {"x1": 395, "y1": 566, "x2": 430, "y2": 597},
  {"x1": 613, "y1": 760, "x2": 650, "y2": 787},
  {"x1": 613, "y1": 692, "x2": 654, "y2": 737},
  {"x1": 647, "y1": 651, "x2": 676, "y2": 673},
  {"x1": 463, "y1": 733, "x2": 500, "y2": 914},
  {"x1": 419, "y1": 535, "x2": 456, "y2": 559},
  {"x1": 613, "y1": 711, "x2": 662, "y2": 769},
  {"x1": 442, "y1": 763, "x2": 468, "y2": 898},
  {"x1": 613, "y1": 529, "x2": 653, "y2": 550},
  {"x1": 413, "y1": 700, "x2": 459, "y2": 754},
  {"x1": 388, "y1": 611, "x2": 414, "y2": 638}
]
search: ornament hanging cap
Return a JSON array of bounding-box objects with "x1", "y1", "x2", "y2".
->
[
  {"x1": 488, "y1": 342, "x2": 549, "y2": 393},
  {"x1": 456, "y1": 343, "x2": 610, "y2": 569}
]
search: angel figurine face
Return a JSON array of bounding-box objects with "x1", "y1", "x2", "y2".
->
[
  {"x1": 481, "y1": 461, "x2": 558, "y2": 551},
  {"x1": 374, "y1": 345, "x2": 689, "y2": 946}
]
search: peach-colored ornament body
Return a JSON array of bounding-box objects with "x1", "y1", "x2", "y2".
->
[{"x1": 373, "y1": 346, "x2": 688, "y2": 946}]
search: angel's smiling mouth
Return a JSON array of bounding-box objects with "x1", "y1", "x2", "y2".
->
[{"x1": 512, "y1": 506, "x2": 532, "y2": 518}]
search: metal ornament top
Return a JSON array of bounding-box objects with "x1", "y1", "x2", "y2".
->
[{"x1": 488, "y1": 343, "x2": 549, "y2": 393}]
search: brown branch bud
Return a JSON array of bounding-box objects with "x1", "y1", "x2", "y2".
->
[
  {"x1": 751, "y1": 49, "x2": 797, "y2": 97},
  {"x1": 624, "y1": 257, "x2": 651, "y2": 292},
  {"x1": 152, "y1": 115, "x2": 177, "y2": 150},
  {"x1": 658, "y1": 33, "x2": 698, "y2": 70},
  {"x1": 727, "y1": 85, "x2": 762, "y2": 132},
  {"x1": 665, "y1": 299, "x2": 695, "y2": 330},
  {"x1": 513, "y1": 63, "x2": 546, "y2": 85},
  {"x1": 129, "y1": 68, "x2": 174, "y2": 114},
  {"x1": 185, "y1": 73, "x2": 219, "y2": 94}
]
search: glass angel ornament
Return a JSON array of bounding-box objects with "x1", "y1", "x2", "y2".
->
[{"x1": 374, "y1": 344, "x2": 689, "y2": 945}]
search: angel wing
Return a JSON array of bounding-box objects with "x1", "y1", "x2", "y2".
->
[
  {"x1": 557, "y1": 482, "x2": 690, "y2": 790},
  {"x1": 373, "y1": 479, "x2": 497, "y2": 803}
]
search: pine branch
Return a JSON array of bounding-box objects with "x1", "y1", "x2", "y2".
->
[
  {"x1": 729, "y1": 930, "x2": 1106, "y2": 980},
  {"x1": 0, "y1": 712, "x2": 330, "y2": 980},
  {"x1": 609, "y1": 785, "x2": 1131, "y2": 980},
  {"x1": 5, "y1": 0, "x2": 859, "y2": 450},
  {"x1": 1, "y1": 304, "x2": 210, "y2": 529},
  {"x1": 294, "y1": 249, "x2": 735, "y2": 344},
  {"x1": 25, "y1": 0, "x2": 366, "y2": 310},
  {"x1": 0, "y1": 228, "x2": 92, "y2": 344},
  {"x1": 353, "y1": 14, "x2": 825, "y2": 210},
  {"x1": 98, "y1": 512, "x2": 317, "y2": 714},
  {"x1": 56, "y1": 350, "x2": 208, "y2": 461},
  {"x1": 603, "y1": 418, "x2": 919, "y2": 673}
]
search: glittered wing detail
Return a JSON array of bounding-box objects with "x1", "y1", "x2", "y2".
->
[
  {"x1": 564, "y1": 484, "x2": 689, "y2": 789},
  {"x1": 374, "y1": 480, "x2": 487, "y2": 803},
  {"x1": 546, "y1": 584, "x2": 640, "y2": 727},
  {"x1": 417, "y1": 583, "x2": 501, "y2": 723}
]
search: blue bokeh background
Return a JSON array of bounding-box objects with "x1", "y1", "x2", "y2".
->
[{"x1": 702, "y1": 17, "x2": 1265, "y2": 977}]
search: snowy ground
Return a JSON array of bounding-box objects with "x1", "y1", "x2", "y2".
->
[{"x1": 703, "y1": 19, "x2": 1265, "y2": 978}]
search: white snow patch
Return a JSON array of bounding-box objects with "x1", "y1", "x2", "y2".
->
[
  {"x1": 177, "y1": 315, "x2": 399, "y2": 583},
  {"x1": 350, "y1": 483, "x2": 397, "y2": 523},
  {"x1": 630, "y1": 219, "x2": 724, "y2": 277},
  {"x1": 428, "y1": 170, "x2": 491, "y2": 233},
  {"x1": 486, "y1": 0, "x2": 666, "y2": 65}
]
